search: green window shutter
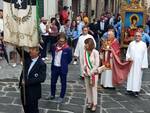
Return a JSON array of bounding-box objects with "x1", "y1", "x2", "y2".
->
[{"x1": 39, "y1": 0, "x2": 44, "y2": 18}]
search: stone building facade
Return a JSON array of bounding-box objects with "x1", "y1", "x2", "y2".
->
[{"x1": 0, "y1": 0, "x2": 149, "y2": 19}]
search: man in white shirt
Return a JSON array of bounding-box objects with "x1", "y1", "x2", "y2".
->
[
  {"x1": 39, "y1": 17, "x2": 50, "y2": 61},
  {"x1": 48, "y1": 33, "x2": 72, "y2": 103}
]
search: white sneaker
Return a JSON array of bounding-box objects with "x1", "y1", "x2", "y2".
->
[
  {"x1": 0, "y1": 66, "x2": 2, "y2": 69},
  {"x1": 12, "y1": 63, "x2": 17, "y2": 67},
  {"x1": 73, "y1": 61, "x2": 77, "y2": 65}
]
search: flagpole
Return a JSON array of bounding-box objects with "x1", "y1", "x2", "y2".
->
[{"x1": 21, "y1": 47, "x2": 26, "y2": 105}]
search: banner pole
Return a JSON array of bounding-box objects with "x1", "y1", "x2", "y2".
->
[
  {"x1": 36, "y1": 0, "x2": 40, "y2": 41},
  {"x1": 22, "y1": 47, "x2": 26, "y2": 105}
]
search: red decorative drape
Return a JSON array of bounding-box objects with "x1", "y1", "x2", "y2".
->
[{"x1": 111, "y1": 40, "x2": 132, "y2": 86}]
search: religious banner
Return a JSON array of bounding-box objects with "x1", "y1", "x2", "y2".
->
[
  {"x1": 120, "y1": 0, "x2": 147, "y2": 47},
  {"x1": 3, "y1": 0, "x2": 39, "y2": 47}
]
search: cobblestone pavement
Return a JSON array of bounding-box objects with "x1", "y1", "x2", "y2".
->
[{"x1": 0, "y1": 59, "x2": 150, "y2": 113}]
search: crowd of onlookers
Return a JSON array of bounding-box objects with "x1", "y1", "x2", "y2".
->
[
  {"x1": 39, "y1": 5, "x2": 150, "y2": 61},
  {"x1": 39, "y1": 6, "x2": 123, "y2": 62}
]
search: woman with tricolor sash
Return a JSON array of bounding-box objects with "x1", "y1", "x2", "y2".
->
[{"x1": 83, "y1": 38, "x2": 102, "y2": 112}]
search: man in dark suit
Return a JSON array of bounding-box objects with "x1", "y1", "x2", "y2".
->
[
  {"x1": 46, "y1": 32, "x2": 72, "y2": 103},
  {"x1": 97, "y1": 16, "x2": 107, "y2": 38},
  {"x1": 17, "y1": 46, "x2": 46, "y2": 113},
  {"x1": 89, "y1": 18, "x2": 99, "y2": 49}
]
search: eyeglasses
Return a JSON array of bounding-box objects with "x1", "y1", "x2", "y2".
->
[{"x1": 135, "y1": 35, "x2": 141, "y2": 37}]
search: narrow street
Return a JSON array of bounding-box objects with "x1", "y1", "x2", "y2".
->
[{"x1": 0, "y1": 60, "x2": 150, "y2": 113}]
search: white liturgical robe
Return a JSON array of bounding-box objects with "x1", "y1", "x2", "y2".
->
[
  {"x1": 126, "y1": 40, "x2": 148, "y2": 92},
  {"x1": 74, "y1": 34, "x2": 96, "y2": 76}
]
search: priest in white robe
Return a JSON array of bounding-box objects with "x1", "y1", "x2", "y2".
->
[
  {"x1": 126, "y1": 31, "x2": 148, "y2": 96},
  {"x1": 74, "y1": 26, "x2": 96, "y2": 78}
]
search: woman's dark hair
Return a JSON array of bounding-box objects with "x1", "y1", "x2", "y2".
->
[
  {"x1": 70, "y1": 20, "x2": 77, "y2": 30},
  {"x1": 84, "y1": 38, "x2": 95, "y2": 50},
  {"x1": 51, "y1": 17, "x2": 56, "y2": 23}
]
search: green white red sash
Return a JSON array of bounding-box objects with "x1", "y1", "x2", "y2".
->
[{"x1": 84, "y1": 50, "x2": 95, "y2": 86}]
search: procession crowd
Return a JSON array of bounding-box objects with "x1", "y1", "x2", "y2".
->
[{"x1": 0, "y1": 6, "x2": 150, "y2": 113}]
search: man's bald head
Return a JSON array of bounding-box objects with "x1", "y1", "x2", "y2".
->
[{"x1": 108, "y1": 31, "x2": 115, "y2": 37}]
